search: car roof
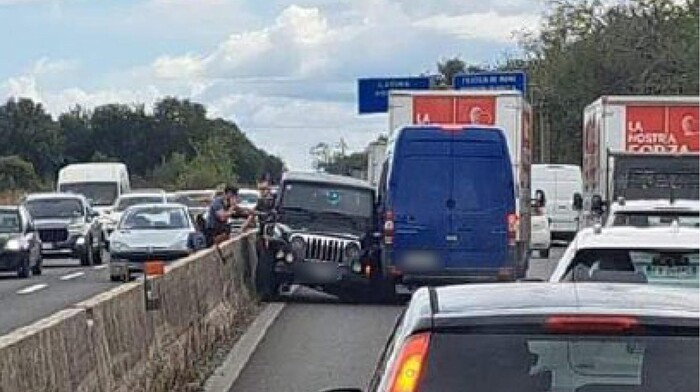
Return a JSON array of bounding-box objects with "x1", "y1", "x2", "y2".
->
[
  {"x1": 573, "y1": 226, "x2": 699, "y2": 249},
  {"x1": 123, "y1": 203, "x2": 187, "y2": 211},
  {"x1": 610, "y1": 199, "x2": 699, "y2": 212},
  {"x1": 118, "y1": 192, "x2": 166, "y2": 199},
  {"x1": 416, "y1": 282, "x2": 700, "y2": 319},
  {"x1": 0, "y1": 205, "x2": 20, "y2": 211},
  {"x1": 24, "y1": 192, "x2": 86, "y2": 201},
  {"x1": 282, "y1": 171, "x2": 373, "y2": 190}
]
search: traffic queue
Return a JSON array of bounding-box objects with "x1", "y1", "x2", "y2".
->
[{"x1": 0, "y1": 161, "x2": 264, "y2": 281}]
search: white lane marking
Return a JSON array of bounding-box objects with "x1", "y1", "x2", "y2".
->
[
  {"x1": 17, "y1": 284, "x2": 48, "y2": 294},
  {"x1": 59, "y1": 272, "x2": 85, "y2": 281},
  {"x1": 93, "y1": 265, "x2": 108, "y2": 270}
]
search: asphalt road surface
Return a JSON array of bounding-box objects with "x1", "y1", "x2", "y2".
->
[
  {"x1": 230, "y1": 246, "x2": 566, "y2": 392},
  {"x1": 0, "y1": 257, "x2": 119, "y2": 335}
]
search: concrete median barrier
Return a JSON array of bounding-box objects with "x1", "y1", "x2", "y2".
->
[{"x1": 0, "y1": 233, "x2": 261, "y2": 392}]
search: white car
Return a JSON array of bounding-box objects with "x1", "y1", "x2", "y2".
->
[
  {"x1": 606, "y1": 198, "x2": 699, "y2": 228},
  {"x1": 530, "y1": 213, "x2": 552, "y2": 258},
  {"x1": 549, "y1": 225, "x2": 699, "y2": 288},
  {"x1": 101, "y1": 192, "x2": 168, "y2": 239}
]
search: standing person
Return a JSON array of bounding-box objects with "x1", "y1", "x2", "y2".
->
[{"x1": 205, "y1": 185, "x2": 250, "y2": 246}]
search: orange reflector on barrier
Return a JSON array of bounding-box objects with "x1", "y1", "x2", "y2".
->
[{"x1": 144, "y1": 261, "x2": 165, "y2": 276}]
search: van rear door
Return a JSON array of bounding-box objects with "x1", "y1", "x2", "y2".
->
[
  {"x1": 392, "y1": 129, "x2": 453, "y2": 269},
  {"x1": 449, "y1": 129, "x2": 514, "y2": 270}
]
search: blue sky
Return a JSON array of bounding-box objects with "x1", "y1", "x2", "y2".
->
[{"x1": 0, "y1": 0, "x2": 543, "y2": 168}]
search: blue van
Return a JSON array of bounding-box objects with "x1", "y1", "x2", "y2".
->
[{"x1": 378, "y1": 125, "x2": 519, "y2": 287}]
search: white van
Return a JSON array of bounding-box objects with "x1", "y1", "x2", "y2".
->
[
  {"x1": 57, "y1": 163, "x2": 130, "y2": 213},
  {"x1": 532, "y1": 164, "x2": 583, "y2": 240}
]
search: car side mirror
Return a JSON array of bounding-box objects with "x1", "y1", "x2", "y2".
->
[
  {"x1": 534, "y1": 189, "x2": 546, "y2": 208},
  {"x1": 572, "y1": 193, "x2": 583, "y2": 211},
  {"x1": 590, "y1": 194, "x2": 604, "y2": 214}
]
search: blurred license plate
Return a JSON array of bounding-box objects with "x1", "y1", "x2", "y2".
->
[
  {"x1": 403, "y1": 252, "x2": 438, "y2": 270},
  {"x1": 42, "y1": 243, "x2": 54, "y2": 250}
]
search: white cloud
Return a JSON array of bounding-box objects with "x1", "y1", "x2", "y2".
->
[
  {"x1": 413, "y1": 11, "x2": 540, "y2": 42},
  {"x1": 2, "y1": 1, "x2": 540, "y2": 169}
]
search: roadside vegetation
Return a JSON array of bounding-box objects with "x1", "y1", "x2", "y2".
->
[{"x1": 0, "y1": 97, "x2": 285, "y2": 198}]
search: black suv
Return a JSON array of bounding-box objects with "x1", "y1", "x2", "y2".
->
[
  {"x1": 256, "y1": 172, "x2": 382, "y2": 301},
  {"x1": 23, "y1": 193, "x2": 104, "y2": 266}
]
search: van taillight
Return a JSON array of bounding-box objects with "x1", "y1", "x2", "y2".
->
[
  {"x1": 384, "y1": 210, "x2": 395, "y2": 246},
  {"x1": 507, "y1": 213, "x2": 518, "y2": 246},
  {"x1": 387, "y1": 333, "x2": 431, "y2": 392}
]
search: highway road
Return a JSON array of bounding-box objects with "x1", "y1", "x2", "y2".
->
[
  {"x1": 0, "y1": 258, "x2": 119, "y2": 335},
  {"x1": 229, "y1": 246, "x2": 565, "y2": 392}
]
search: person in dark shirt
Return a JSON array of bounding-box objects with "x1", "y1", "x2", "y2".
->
[{"x1": 204, "y1": 185, "x2": 251, "y2": 246}]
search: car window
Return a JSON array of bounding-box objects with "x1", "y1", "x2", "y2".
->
[
  {"x1": 0, "y1": 210, "x2": 21, "y2": 233},
  {"x1": 25, "y1": 198, "x2": 84, "y2": 219},
  {"x1": 417, "y1": 332, "x2": 698, "y2": 391},
  {"x1": 115, "y1": 196, "x2": 165, "y2": 212},
  {"x1": 564, "y1": 248, "x2": 699, "y2": 288},
  {"x1": 120, "y1": 207, "x2": 189, "y2": 230},
  {"x1": 612, "y1": 212, "x2": 700, "y2": 228}
]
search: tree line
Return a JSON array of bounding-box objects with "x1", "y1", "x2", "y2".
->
[
  {"x1": 439, "y1": 0, "x2": 699, "y2": 164},
  {"x1": 0, "y1": 97, "x2": 285, "y2": 192}
]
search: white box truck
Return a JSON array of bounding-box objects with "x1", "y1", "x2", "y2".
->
[
  {"x1": 387, "y1": 90, "x2": 534, "y2": 265},
  {"x1": 366, "y1": 139, "x2": 387, "y2": 188},
  {"x1": 581, "y1": 95, "x2": 699, "y2": 225}
]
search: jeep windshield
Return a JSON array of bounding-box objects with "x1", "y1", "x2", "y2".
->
[
  {"x1": 280, "y1": 182, "x2": 372, "y2": 218},
  {"x1": 25, "y1": 198, "x2": 84, "y2": 219},
  {"x1": 279, "y1": 182, "x2": 373, "y2": 233}
]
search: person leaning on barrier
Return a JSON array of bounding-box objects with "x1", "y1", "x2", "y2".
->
[{"x1": 204, "y1": 185, "x2": 252, "y2": 246}]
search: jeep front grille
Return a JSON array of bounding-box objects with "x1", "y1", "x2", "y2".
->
[{"x1": 291, "y1": 234, "x2": 359, "y2": 263}]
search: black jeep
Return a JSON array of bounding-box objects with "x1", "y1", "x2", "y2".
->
[{"x1": 256, "y1": 172, "x2": 383, "y2": 302}]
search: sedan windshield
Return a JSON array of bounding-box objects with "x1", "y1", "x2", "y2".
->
[
  {"x1": 25, "y1": 198, "x2": 83, "y2": 219},
  {"x1": 416, "y1": 331, "x2": 698, "y2": 391},
  {"x1": 120, "y1": 207, "x2": 189, "y2": 230},
  {"x1": 115, "y1": 196, "x2": 164, "y2": 212},
  {"x1": 564, "y1": 248, "x2": 699, "y2": 288},
  {"x1": 0, "y1": 211, "x2": 21, "y2": 233}
]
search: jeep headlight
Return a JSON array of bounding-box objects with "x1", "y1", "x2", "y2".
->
[
  {"x1": 4, "y1": 239, "x2": 23, "y2": 251},
  {"x1": 290, "y1": 237, "x2": 306, "y2": 260},
  {"x1": 344, "y1": 243, "x2": 361, "y2": 263}
]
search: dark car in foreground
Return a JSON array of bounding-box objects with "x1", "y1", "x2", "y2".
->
[
  {"x1": 324, "y1": 283, "x2": 698, "y2": 392},
  {"x1": 0, "y1": 206, "x2": 42, "y2": 278},
  {"x1": 23, "y1": 193, "x2": 103, "y2": 266}
]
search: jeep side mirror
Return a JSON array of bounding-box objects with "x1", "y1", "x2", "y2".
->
[
  {"x1": 591, "y1": 194, "x2": 604, "y2": 214},
  {"x1": 573, "y1": 193, "x2": 583, "y2": 211}
]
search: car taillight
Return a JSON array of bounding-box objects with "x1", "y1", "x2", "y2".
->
[
  {"x1": 545, "y1": 315, "x2": 641, "y2": 334},
  {"x1": 388, "y1": 333, "x2": 431, "y2": 392},
  {"x1": 384, "y1": 210, "x2": 395, "y2": 246},
  {"x1": 507, "y1": 213, "x2": 518, "y2": 246}
]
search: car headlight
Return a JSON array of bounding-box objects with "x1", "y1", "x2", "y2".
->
[
  {"x1": 68, "y1": 223, "x2": 86, "y2": 233},
  {"x1": 344, "y1": 243, "x2": 361, "y2": 263},
  {"x1": 4, "y1": 239, "x2": 23, "y2": 251},
  {"x1": 111, "y1": 241, "x2": 128, "y2": 252}
]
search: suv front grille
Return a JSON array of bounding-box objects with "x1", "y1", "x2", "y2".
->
[
  {"x1": 292, "y1": 234, "x2": 360, "y2": 263},
  {"x1": 39, "y1": 228, "x2": 68, "y2": 243}
]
